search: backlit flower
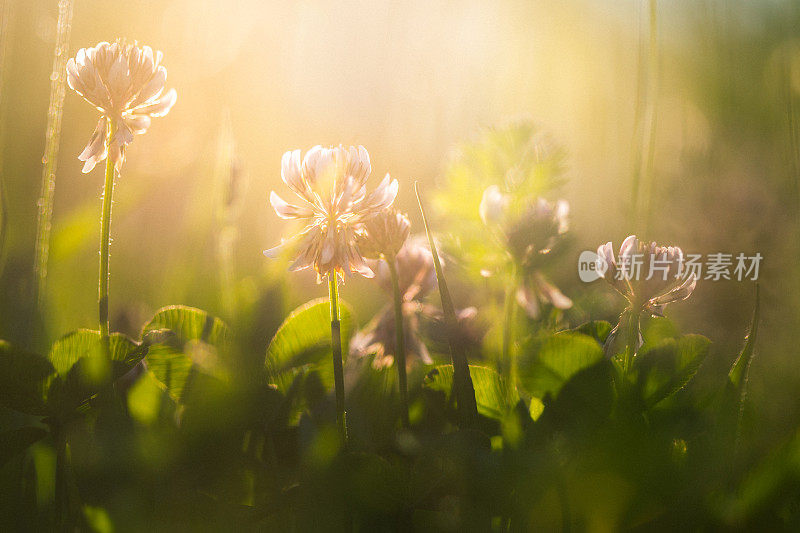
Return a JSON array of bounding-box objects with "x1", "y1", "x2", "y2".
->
[
  {"x1": 352, "y1": 237, "x2": 481, "y2": 369},
  {"x1": 350, "y1": 302, "x2": 433, "y2": 369},
  {"x1": 357, "y1": 208, "x2": 411, "y2": 259},
  {"x1": 66, "y1": 40, "x2": 177, "y2": 173},
  {"x1": 372, "y1": 236, "x2": 437, "y2": 301},
  {"x1": 597, "y1": 235, "x2": 697, "y2": 316},
  {"x1": 264, "y1": 145, "x2": 398, "y2": 282},
  {"x1": 480, "y1": 186, "x2": 572, "y2": 317}
]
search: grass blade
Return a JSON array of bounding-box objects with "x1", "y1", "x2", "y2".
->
[
  {"x1": 728, "y1": 284, "x2": 760, "y2": 449},
  {"x1": 33, "y1": 0, "x2": 74, "y2": 307},
  {"x1": 0, "y1": 0, "x2": 12, "y2": 277},
  {"x1": 414, "y1": 181, "x2": 477, "y2": 425}
]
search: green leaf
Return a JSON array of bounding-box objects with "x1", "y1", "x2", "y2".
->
[
  {"x1": 424, "y1": 365, "x2": 517, "y2": 421},
  {"x1": 636, "y1": 334, "x2": 711, "y2": 408},
  {"x1": 142, "y1": 305, "x2": 232, "y2": 403},
  {"x1": 48, "y1": 329, "x2": 140, "y2": 377},
  {"x1": 727, "y1": 284, "x2": 760, "y2": 446},
  {"x1": 520, "y1": 331, "x2": 604, "y2": 398},
  {"x1": 729, "y1": 285, "x2": 760, "y2": 389},
  {"x1": 575, "y1": 320, "x2": 612, "y2": 345},
  {"x1": 45, "y1": 330, "x2": 142, "y2": 408},
  {"x1": 0, "y1": 427, "x2": 48, "y2": 468},
  {"x1": 142, "y1": 305, "x2": 232, "y2": 348},
  {"x1": 265, "y1": 298, "x2": 353, "y2": 378},
  {"x1": 0, "y1": 340, "x2": 54, "y2": 415},
  {"x1": 541, "y1": 360, "x2": 615, "y2": 435},
  {"x1": 642, "y1": 316, "x2": 681, "y2": 346}
]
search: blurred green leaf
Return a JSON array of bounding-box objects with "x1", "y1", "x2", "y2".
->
[
  {"x1": 46, "y1": 330, "x2": 142, "y2": 410},
  {"x1": 0, "y1": 340, "x2": 54, "y2": 415},
  {"x1": 727, "y1": 285, "x2": 760, "y2": 449},
  {"x1": 636, "y1": 334, "x2": 711, "y2": 408},
  {"x1": 541, "y1": 360, "x2": 615, "y2": 435},
  {"x1": 48, "y1": 329, "x2": 139, "y2": 377},
  {"x1": 729, "y1": 285, "x2": 760, "y2": 389},
  {"x1": 142, "y1": 305, "x2": 231, "y2": 403},
  {"x1": 0, "y1": 427, "x2": 48, "y2": 469},
  {"x1": 424, "y1": 365, "x2": 517, "y2": 421},
  {"x1": 142, "y1": 305, "x2": 232, "y2": 348},
  {"x1": 520, "y1": 331, "x2": 604, "y2": 398},
  {"x1": 265, "y1": 298, "x2": 353, "y2": 379},
  {"x1": 642, "y1": 316, "x2": 681, "y2": 346},
  {"x1": 575, "y1": 320, "x2": 612, "y2": 345}
]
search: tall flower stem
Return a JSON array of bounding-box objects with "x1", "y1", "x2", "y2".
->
[
  {"x1": 387, "y1": 255, "x2": 409, "y2": 428},
  {"x1": 501, "y1": 267, "x2": 518, "y2": 385},
  {"x1": 98, "y1": 119, "x2": 116, "y2": 357},
  {"x1": 622, "y1": 309, "x2": 640, "y2": 376},
  {"x1": 328, "y1": 273, "x2": 346, "y2": 439}
]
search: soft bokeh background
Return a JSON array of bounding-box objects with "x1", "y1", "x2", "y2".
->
[{"x1": 2, "y1": 0, "x2": 799, "y2": 458}]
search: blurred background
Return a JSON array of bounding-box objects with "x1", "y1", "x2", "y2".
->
[{"x1": 1, "y1": 0, "x2": 799, "y2": 462}]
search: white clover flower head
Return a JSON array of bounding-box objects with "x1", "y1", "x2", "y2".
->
[
  {"x1": 66, "y1": 40, "x2": 177, "y2": 174},
  {"x1": 597, "y1": 235, "x2": 697, "y2": 316},
  {"x1": 357, "y1": 208, "x2": 411, "y2": 260},
  {"x1": 264, "y1": 145, "x2": 399, "y2": 282},
  {"x1": 372, "y1": 236, "x2": 437, "y2": 302}
]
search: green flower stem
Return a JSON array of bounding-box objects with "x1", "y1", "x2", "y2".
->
[
  {"x1": 54, "y1": 424, "x2": 72, "y2": 531},
  {"x1": 387, "y1": 255, "x2": 410, "y2": 428},
  {"x1": 98, "y1": 118, "x2": 116, "y2": 358},
  {"x1": 328, "y1": 273, "x2": 346, "y2": 439},
  {"x1": 622, "y1": 309, "x2": 641, "y2": 376},
  {"x1": 501, "y1": 268, "x2": 518, "y2": 384}
]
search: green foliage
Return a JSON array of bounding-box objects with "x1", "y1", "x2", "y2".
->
[
  {"x1": 432, "y1": 120, "x2": 565, "y2": 282},
  {"x1": 0, "y1": 340, "x2": 54, "y2": 415},
  {"x1": 538, "y1": 359, "x2": 615, "y2": 436},
  {"x1": 45, "y1": 330, "x2": 145, "y2": 414},
  {"x1": 417, "y1": 182, "x2": 478, "y2": 425},
  {"x1": 575, "y1": 320, "x2": 613, "y2": 345},
  {"x1": 424, "y1": 364, "x2": 517, "y2": 421},
  {"x1": 0, "y1": 427, "x2": 48, "y2": 469},
  {"x1": 48, "y1": 329, "x2": 139, "y2": 377},
  {"x1": 520, "y1": 331, "x2": 604, "y2": 398},
  {"x1": 729, "y1": 285, "x2": 760, "y2": 389},
  {"x1": 142, "y1": 305, "x2": 232, "y2": 403},
  {"x1": 636, "y1": 334, "x2": 711, "y2": 408},
  {"x1": 265, "y1": 298, "x2": 353, "y2": 390}
]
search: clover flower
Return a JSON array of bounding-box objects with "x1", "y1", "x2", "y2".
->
[
  {"x1": 264, "y1": 145, "x2": 399, "y2": 282},
  {"x1": 479, "y1": 185, "x2": 572, "y2": 317},
  {"x1": 66, "y1": 40, "x2": 177, "y2": 173},
  {"x1": 596, "y1": 235, "x2": 697, "y2": 317},
  {"x1": 350, "y1": 302, "x2": 433, "y2": 369},
  {"x1": 351, "y1": 237, "x2": 437, "y2": 368},
  {"x1": 372, "y1": 236, "x2": 436, "y2": 301},
  {"x1": 357, "y1": 208, "x2": 411, "y2": 260},
  {"x1": 480, "y1": 186, "x2": 569, "y2": 265}
]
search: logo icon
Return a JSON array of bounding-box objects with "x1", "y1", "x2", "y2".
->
[{"x1": 578, "y1": 250, "x2": 607, "y2": 282}]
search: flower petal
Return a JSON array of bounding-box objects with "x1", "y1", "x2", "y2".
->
[
  {"x1": 124, "y1": 114, "x2": 151, "y2": 134},
  {"x1": 269, "y1": 191, "x2": 313, "y2": 219},
  {"x1": 133, "y1": 88, "x2": 176, "y2": 117}
]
